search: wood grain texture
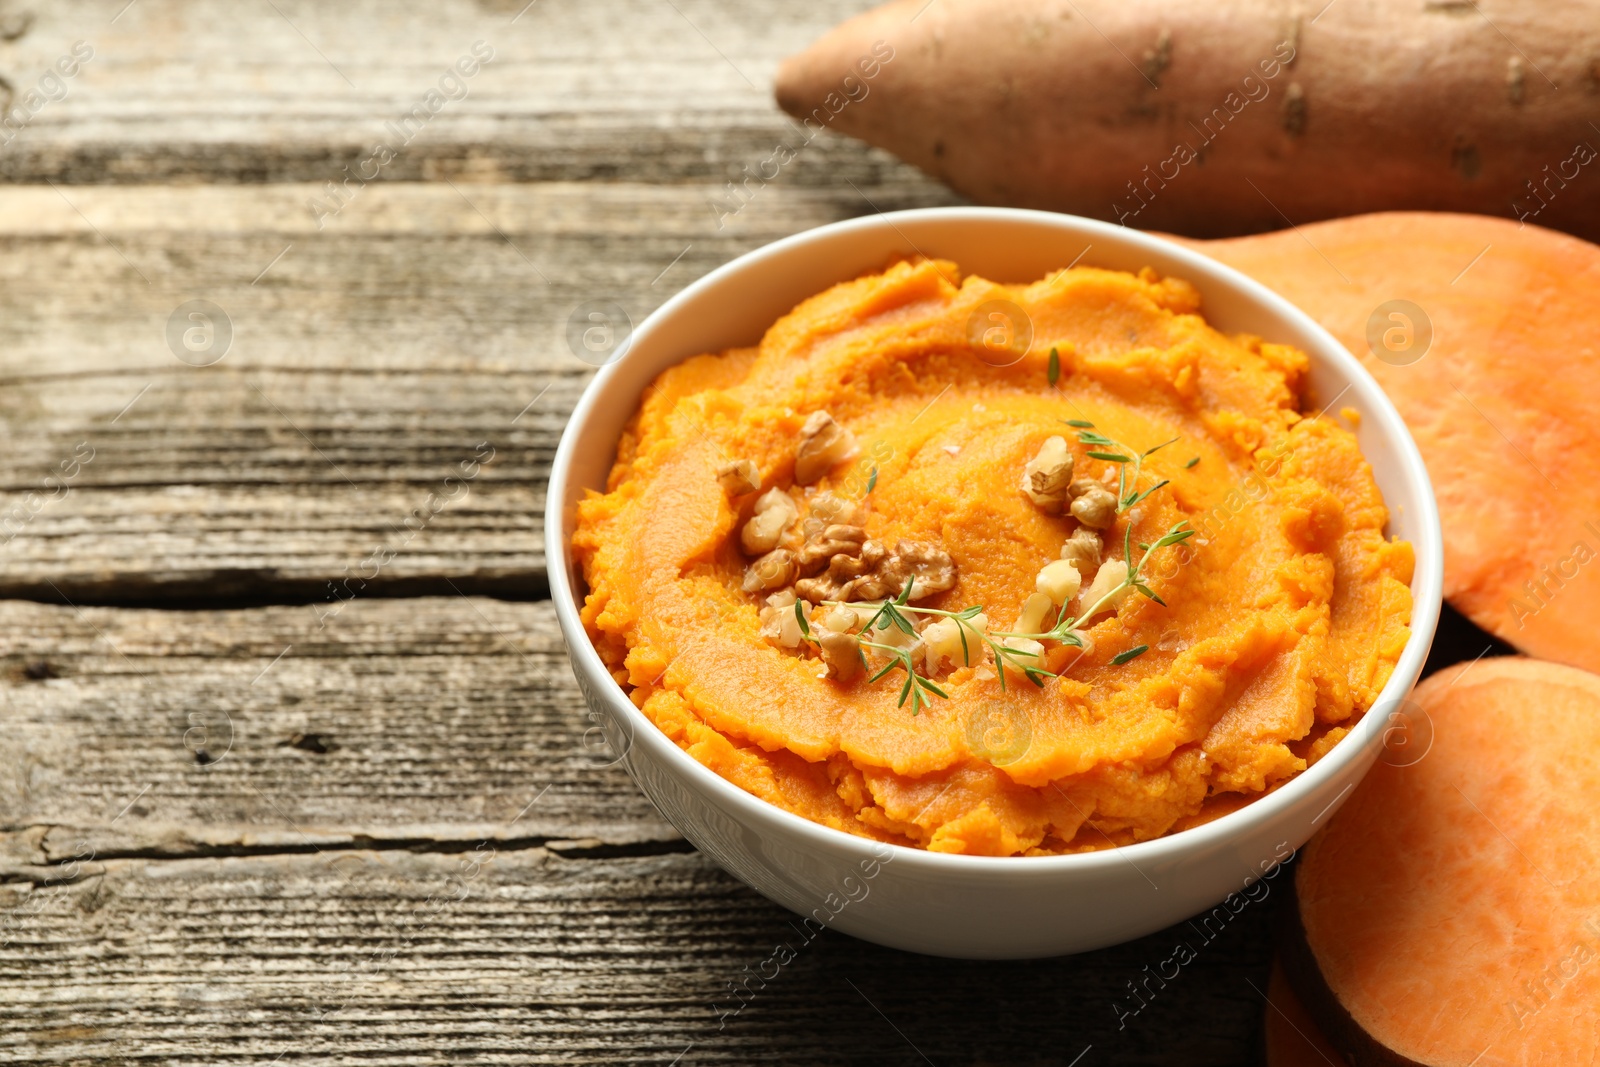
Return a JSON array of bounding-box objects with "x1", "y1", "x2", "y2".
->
[
  {"x1": 0, "y1": 845, "x2": 1281, "y2": 1065},
  {"x1": 0, "y1": 593, "x2": 1284, "y2": 1064},
  {"x1": 0, "y1": 0, "x2": 960, "y2": 603},
  {"x1": 0, "y1": 596, "x2": 679, "y2": 884},
  {"x1": 0, "y1": 0, "x2": 908, "y2": 186},
  {"x1": 0, "y1": 0, "x2": 1373, "y2": 1061},
  {"x1": 0, "y1": 179, "x2": 957, "y2": 604}
]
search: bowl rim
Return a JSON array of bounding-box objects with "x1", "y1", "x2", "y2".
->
[{"x1": 546, "y1": 206, "x2": 1445, "y2": 876}]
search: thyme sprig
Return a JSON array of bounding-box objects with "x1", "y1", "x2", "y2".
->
[
  {"x1": 812, "y1": 518, "x2": 1192, "y2": 709},
  {"x1": 1063, "y1": 418, "x2": 1180, "y2": 513},
  {"x1": 790, "y1": 415, "x2": 1194, "y2": 710},
  {"x1": 862, "y1": 641, "x2": 948, "y2": 714},
  {"x1": 872, "y1": 585, "x2": 1040, "y2": 694},
  {"x1": 818, "y1": 582, "x2": 1050, "y2": 707},
  {"x1": 992, "y1": 520, "x2": 1195, "y2": 647}
]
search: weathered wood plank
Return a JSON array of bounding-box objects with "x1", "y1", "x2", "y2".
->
[
  {"x1": 0, "y1": 0, "x2": 911, "y2": 186},
  {"x1": 0, "y1": 4, "x2": 1296, "y2": 1059},
  {"x1": 0, "y1": 180, "x2": 958, "y2": 603},
  {"x1": 0, "y1": 596, "x2": 679, "y2": 878},
  {"x1": 0, "y1": 845, "x2": 1277, "y2": 1064}
]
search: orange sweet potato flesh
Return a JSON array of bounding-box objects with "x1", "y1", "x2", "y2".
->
[
  {"x1": 776, "y1": 1, "x2": 1600, "y2": 239},
  {"x1": 1288, "y1": 657, "x2": 1600, "y2": 1066},
  {"x1": 1178, "y1": 213, "x2": 1600, "y2": 674},
  {"x1": 574, "y1": 258, "x2": 1413, "y2": 855},
  {"x1": 1264, "y1": 958, "x2": 1346, "y2": 1067}
]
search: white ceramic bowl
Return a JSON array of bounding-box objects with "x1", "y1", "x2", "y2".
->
[{"x1": 546, "y1": 208, "x2": 1443, "y2": 959}]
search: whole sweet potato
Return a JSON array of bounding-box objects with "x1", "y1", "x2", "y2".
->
[{"x1": 776, "y1": 0, "x2": 1600, "y2": 238}]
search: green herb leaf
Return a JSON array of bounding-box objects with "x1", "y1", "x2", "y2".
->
[
  {"x1": 867, "y1": 466, "x2": 878, "y2": 494},
  {"x1": 1077, "y1": 431, "x2": 1115, "y2": 446},
  {"x1": 1111, "y1": 645, "x2": 1150, "y2": 666},
  {"x1": 1134, "y1": 583, "x2": 1166, "y2": 606},
  {"x1": 1141, "y1": 436, "x2": 1181, "y2": 459},
  {"x1": 1153, "y1": 526, "x2": 1196, "y2": 550},
  {"x1": 1047, "y1": 347, "x2": 1060, "y2": 387},
  {"x1": 794, "y1": 600, "x2": 810, "y2": 638},
  {"x1": 1065, "y1": 418, "x2": 1095, "y2": 428},
  {"x1": 1185, "y1": 456, "x2": 1200, "y2": 469},
  {"x1": 1123, "y1": 479, "x2": 1171, "y2": 509},
  {"x1": 858, "y1": 640, "x2": 951, "y2": 715},
  {"x1": 1086, "y1": 450, "x2": 1132, "y2": 463}
]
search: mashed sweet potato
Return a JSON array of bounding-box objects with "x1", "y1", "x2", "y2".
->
[{"x1": 573, "y1": 258, "x2": 1413, "y2": 857}]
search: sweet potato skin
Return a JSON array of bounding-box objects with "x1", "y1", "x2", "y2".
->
[
  {"x1": 1263, "y1": 958, "x2": 1348, "y2": 1067},
  {"x1": 776, "y1": 0, "x2": 1600, "y2": 239},
  {"x1": 1179, "y1": 213, "x2": 1600, "y2": 675}
]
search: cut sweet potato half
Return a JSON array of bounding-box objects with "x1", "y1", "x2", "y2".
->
[
  {"x1": 1284, "y1": 657, "x2": 1600, "y2": 1066},
  {"x1": 1180, "y1": 213, "x2": 1600, "y2": 675}
]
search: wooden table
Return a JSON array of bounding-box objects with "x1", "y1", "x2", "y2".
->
[{"x1": 0, "y1": 2, "x2": 1505, "y2": 1063}]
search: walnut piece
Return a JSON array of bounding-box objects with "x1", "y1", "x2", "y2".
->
[
  {"x1": 1035, "y1": 559, "x2": 1083, "y2": 606},
  {"x1": 809, "y1": 491, "x2": 866, "y2": 527},
  {"x1": 1014, "y1": 591, "x2": 1054, "y2": 634},
  {"x1": 923, "y1": 613, "x2": 988, "y2": 674},
  {"x1": 797, "y1": 524, "x2": 868, "y2": 572},
  {"x1": 741, "y1": 487, "x2": 798, "y2": 554},
  {"x1": 758, "y1": 590, "x2": 809, "y2": 648},
  {"x1": 1069, "y1": 483, "x2": 1118, "y2": 529},
  {"x1": 743, "y1": 548, "x2": 796, "y2": 593},
  {"x1": 1068, "y1": 477, "x2": 1102, "y2": 498},
  {"x1": 794, "y1": 411, "x2": 858, "y2": 485},
  {"x1": 1020, "y1": 436, "x2": 1074, "y2": 512},
  {"x1": 794, "y1": 530, "x2": 955, "y2": 605},
  {"x1": 895, "y1": 540, "x2": 956, "y2": 599},
  {"x1": 795, "y1": 534, "x2": 885, "y2": 603},
  {"x1": 1060, "y1": 526, "x2": 1102, "y2": 576},
  {"x1": 817, "y1": 630, "x2": 864, "y2": 682},
  {"x1": 819, "y1": 605, "x2": 859, "y2": 633},
  {"x1": 1079, "y1": 559, "x2": 1132, "y2": 618},
  {"x1": 997, "y1": 635, "x2": 1046, "y2": 680},
  {"x1": 828, "y1": 541, "x2": 897, "y2": 602},
  {"x1": 717, "y1": 459, "x2": 759, "y2": 497}
]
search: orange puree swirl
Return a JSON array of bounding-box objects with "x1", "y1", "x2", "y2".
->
[{"x1": 574, "y1": 258, "x2": 1413, "y2": 856}]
